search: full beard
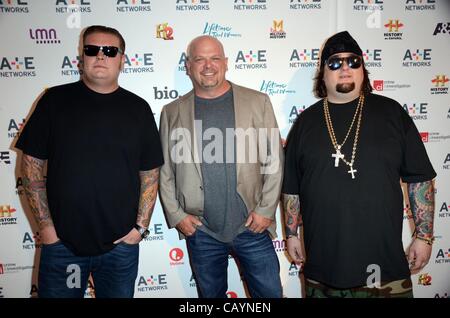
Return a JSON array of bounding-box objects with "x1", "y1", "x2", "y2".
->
[{"x1": 336, "y1": 82, "x2": 355, "y2": 94}]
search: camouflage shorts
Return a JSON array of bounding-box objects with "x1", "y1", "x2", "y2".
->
[{"x1": 305, "y1": 277, "x2": 413, "y2": 298}]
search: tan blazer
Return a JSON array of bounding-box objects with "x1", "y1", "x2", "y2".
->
[{"x1": 158, "y1": 82, "x2": 284, "y2": 238}]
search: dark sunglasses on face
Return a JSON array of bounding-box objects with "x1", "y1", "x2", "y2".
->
[
  {"x1": 83, "y1": 45, "x2": 123, "y2": 58},
  {"x1": 326, "y1": 55, "x2": 362, "y2": 71}
]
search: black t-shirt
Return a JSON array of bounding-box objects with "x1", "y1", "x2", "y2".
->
[
  {"x1": 16, "y1": 81, "x2": 164, "y2": 256},
  {"x1": 282, "y1": 93, "x2": 436, "y2": 288}
]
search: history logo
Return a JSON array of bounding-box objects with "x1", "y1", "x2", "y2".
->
[
  {"x1": 384, "y1": 19, "x2": 404, "y2": 40},
  {"x1": 0, "y1": 205, "x2": 17, "y2": 225},
  {"x1": 430, "y1": 75, "x2": 448, "y2": 95},
  {"x1": 156, "y1": 23, "x2": 174, "y2": 40}
]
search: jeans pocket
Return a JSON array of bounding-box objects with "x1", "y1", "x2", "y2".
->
[{"x1": 118, "y1": 241, "x2": 139, "y2": 247}]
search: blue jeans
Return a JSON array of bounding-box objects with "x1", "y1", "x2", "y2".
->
[
  {"x1": 186, "y1": 229, "x2": 282, "y2": 298},
  {"x1": 38, "y1": 241, "x2": 139, "y2": 298}
]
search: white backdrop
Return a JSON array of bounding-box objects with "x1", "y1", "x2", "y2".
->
[{"x1": 0, "y1": 0, "x2": 449, "y2": 298}]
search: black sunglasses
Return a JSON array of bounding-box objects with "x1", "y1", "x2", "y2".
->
[
  {"x1": 326, "y1": 55, "x2": 362, "y2": 71},
  {"x1": 83, "y1": 45, "x2": 123, "y2": 58}
]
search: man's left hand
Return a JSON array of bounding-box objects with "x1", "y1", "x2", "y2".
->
[
  {"x1": 407, "y1": 238, "x2": 432, "y2": 274},
  {"x1": 113, "y1": 228, "x2": 142, "y2": 245},
  {"x1": 245, "y1": 211, "x2": 272, "y2": 233}
]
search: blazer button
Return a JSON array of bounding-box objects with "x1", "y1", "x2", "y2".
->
[{"x1": 199, "y1": 186, "x2": 203, "y2": 190}]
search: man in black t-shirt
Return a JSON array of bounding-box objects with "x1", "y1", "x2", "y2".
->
[
  {"x1": 282, "y1": 31, "x2": 436, "y2": 298},
  {"x1": 15, "y1": 25, "x2": 163, "y2": 298}
]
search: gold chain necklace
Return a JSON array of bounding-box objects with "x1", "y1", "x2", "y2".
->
[{"x1": 323, "y1": 94, "x2": 365, "y2": 179}]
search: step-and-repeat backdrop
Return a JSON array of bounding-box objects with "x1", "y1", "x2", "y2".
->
[{"x1": 0, "y1": 0, "x2": 449, "y2": 298}]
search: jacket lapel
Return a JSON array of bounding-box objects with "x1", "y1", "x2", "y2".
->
[{"x1": 178, "y1": 91, "x2": 203, "y2": 182}]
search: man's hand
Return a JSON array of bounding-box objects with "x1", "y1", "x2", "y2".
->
[
  {"x1": 286, "y1": 236, "x2": 305, "y2": 266},
  {"x1": 407, "y1": 238, "x2": 432, "y2": 274},
  {"x1": 245, "y1": 211, "x2": 272, "y2": 233},
  {"x1": 176, "y1": 215, "x2": 202, "y2": 236},
  {"x1": 114, "y1": 228, "x2": 142, "y2": 245}
]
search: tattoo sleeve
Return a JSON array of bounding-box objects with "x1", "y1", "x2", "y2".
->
[
  {"x1": 407, "y1": 180, "x2": 435, "y2": 239},
  {"x1": 21, "y1": 154, "x2": 53, "y2": 230},
  {"x1": 136, "y1": 168, "x2": 160, "y2": 228},
  {"x1": 282, "y1": 193, "x2": 301, "y2": 237}
]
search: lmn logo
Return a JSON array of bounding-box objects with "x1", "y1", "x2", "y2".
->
[{"x1": 29, "y1": 28, "x2": 61, "y2": 44}]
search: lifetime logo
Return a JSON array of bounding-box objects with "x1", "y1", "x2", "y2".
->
[
  {"x1": 29, "y1": 28, "x2": 61, "y2": 44},
  {"x1": 156, "y1": 23, "x2": 174, "y2": 40},
  {"x1": 169, "y1": 248, "x2": 184, "y2": 265},
  {"x1": 226, "y1": 291, "x2": 238, "y2": 298}
]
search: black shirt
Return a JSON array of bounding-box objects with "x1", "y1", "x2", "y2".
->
[
  {"x1": 16, "y1": 81, "x2": 164, "y2": 256},
  {"x1": 282, "y1": 93, "x2": 436, "y2": 288}
]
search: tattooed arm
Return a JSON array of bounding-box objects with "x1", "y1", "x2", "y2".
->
[
  {"x1": 114, "y1": 167, "x2": 160, "y2": 244},
  {"x1": 136, "y1": 168, "x2": 160, "y2": 228},
  {"x1": 282, "y1": 193, "x2": 304, "y2": 265},
  {"x1": 21, "y1": 154, "x2": 58, "y2": 244},
  {"x1": 407, "y1": 180, "x2": 435, "y2": 273}
]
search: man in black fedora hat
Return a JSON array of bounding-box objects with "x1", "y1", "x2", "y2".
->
[{"x1": 281, "y1": 31, "x2": 436, "y2": 298}]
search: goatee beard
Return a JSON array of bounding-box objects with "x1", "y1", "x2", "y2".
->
[{"x1": 336, "y1": 83, "x2": 355, "y2": 94}]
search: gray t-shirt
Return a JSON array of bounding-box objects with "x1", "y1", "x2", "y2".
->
[{"x1": 194, "y1": 88, "x2": 248, "y2": 242}]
